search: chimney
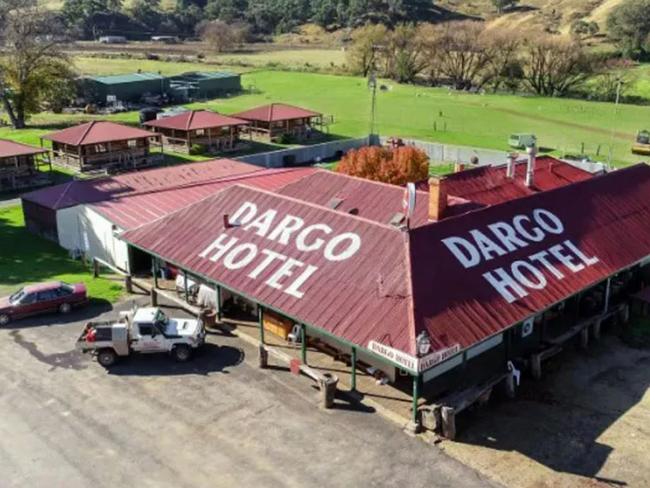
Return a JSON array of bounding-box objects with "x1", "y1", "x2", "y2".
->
[
  {"x1": 223, "y1": 214, "x2": 231, "y2": 228},
  {"x1": 506, "y1": 154, "x2": 515, "y2": 179},
  {"x1": 454, "y1": 162, "x2": 465, "y2": 173},
  {"x1": 525, "y1": 145, "x2": 537, "y2": 188},
  {"x1": 428, "y1": 177, "x2": 448, "y2": 221}
]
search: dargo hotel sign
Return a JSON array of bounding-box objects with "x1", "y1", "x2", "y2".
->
[
  {"x1": 442, "y1": 208, "x2": 600, "y2": 303},
  {"x1": 198, "y1": 201, "x2": 362, "y2": 299}
]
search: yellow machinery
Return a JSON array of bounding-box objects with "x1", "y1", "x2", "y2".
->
[{"x1": 632, "y1": 130, "x2": 650, "y2": 155}]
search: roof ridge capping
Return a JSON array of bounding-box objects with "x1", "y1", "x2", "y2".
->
[{"x1": 228, "y1": 183, "x2": 405, "y2": 231}]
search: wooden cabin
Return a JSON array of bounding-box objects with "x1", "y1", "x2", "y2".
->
[
  {"x1": 233, "y1": 103, "x2": 324, "y2": 142},
  {"x1": 144, "y1": 110, "x2": 250, "y2": 154},
  {"x1": 41, "y1": 121, "x2": 163, "y2": 174},
  {"x1": 0, "y1": 139, "x2": 50, "y2": 192}
]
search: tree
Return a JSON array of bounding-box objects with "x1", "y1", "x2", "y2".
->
[
  {"x1": 607, "y1": 0, "x2": 650, "y2": 59},
  {"x1": 197, "y1": 19, "x2": 249, "y2": 52},
  {"x1": 482, "y1": 27, "x2": 523, "y2": 92},
  {"x1": 62, "y1": 0, "x2": 123, "y2": 38},
  {"x1": 521, "y1": 34, "x2": 600, "y2": 96},
  {"x1": 385, "y1": 23, "x2": 427, "y2": 83},
  {"x1": 0, "y1": 6, "x2": 76, "y2": 128},
  {"x1": 336, "y1": 145, "x2": 429, "y2": 185},
  {"x1": 492, "y1": 0, "x2": 519, "y2": 14},
  {"x1": 423, "y1": 21, "x2": 496, "y2": 90},
  {"x1": 346, "y1": 23, "x2": 389, "y2": 77},
  {"x1": 570, "y1": 19, "x2": 599, "y2": 40}
]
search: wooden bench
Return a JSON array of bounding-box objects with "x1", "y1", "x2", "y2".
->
[{"x1": 422, "y1": 372, "x2": 510, "y2": 440}]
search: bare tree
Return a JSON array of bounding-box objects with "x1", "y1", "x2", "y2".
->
[
  {"x1": 425, "y1": 21, "x2": 496, "y2": 90},
  {"x1": 0, "y1": 5, "x2": 75, "y2": 128},
  {"x1": 197, "y1": 20, "x2": 250, "y2": 53},
  {"x1": 521, "y1": 34, "x2": 600, "y2": 96},
  {"x1": 385, "y1": 23, "x2": 428, "y2": 83},
  {"x1": 482, "y1": 27, "x2": 523, "y2": 92},
  {"x1": 346, "y1": 23, "x2": 389, "y2": 77}
]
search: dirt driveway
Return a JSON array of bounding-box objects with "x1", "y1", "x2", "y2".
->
[{"x1": 439, "y1": 336, "x2": 650, "y2": 488}]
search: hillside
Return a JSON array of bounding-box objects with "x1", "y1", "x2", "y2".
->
[{"x1": 439, "y1": 0, "x2": 625, "y2": 35}]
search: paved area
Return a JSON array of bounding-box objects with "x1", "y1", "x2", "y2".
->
[
  {"x1": 441, "y1": 336, "x2": 650, "y2": 488},
  {"x1": 0, "y1": 296, "x2": 495, "y2": 488}
]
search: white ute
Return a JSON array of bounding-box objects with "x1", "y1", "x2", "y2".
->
[{"x1": 77, "y1": 307, "x2": 206, "y2": 367}]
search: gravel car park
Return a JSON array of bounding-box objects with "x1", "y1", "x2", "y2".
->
[{"x1": 0, "y1": 297, "x2": 491, "y2": 488}]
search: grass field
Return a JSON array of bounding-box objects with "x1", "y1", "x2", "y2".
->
[
  {"x1": 1, "y1": 68, "x2": 649, "y2": 167},
  {"x1": 0, "y1": 206, "x2": 123, "y2": 302}
]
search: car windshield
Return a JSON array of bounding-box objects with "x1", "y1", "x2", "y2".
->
[{"x1": 9, "y1": 289, "x2": 25, "y2": 305}]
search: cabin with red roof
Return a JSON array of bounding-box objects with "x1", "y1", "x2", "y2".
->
[
  {"x1": 143, "y1": 110, "x2": 250, "y2": 154},
  {"x1": 233, "y1": 103, "x2": 324, "y2": 142},
  {"x1": 0, "y1": 139, "x2": 50, "y2": 191},
  {"x1": 41, "y1": 121, "x2": 163, "y2": 173}
]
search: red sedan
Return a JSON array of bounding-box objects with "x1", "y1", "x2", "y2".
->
[{"x1": 0, "y1": 282, "x2": 88, "y2": 326}]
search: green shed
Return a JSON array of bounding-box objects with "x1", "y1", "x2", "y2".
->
[
  {"x1": 79, "y1": 72, "x2": 169, "y2": 104},
  {"x1": 168, "y1": 71, "x2": 241, "y2": 101}
]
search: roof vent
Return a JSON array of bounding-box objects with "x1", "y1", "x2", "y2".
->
[
  {"x1": 327, "y1": 197, "x2": 344, "y2": 209},
  {"x1": 389, "y1": 213, "x2": 406, "y2": 227},
  {"x1": 348, "y1": 208, "x2": 359, "y2": 215}
]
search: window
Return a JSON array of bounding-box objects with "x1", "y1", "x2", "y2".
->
[
  {"x1": 37, "y1": 290, "x2": 57, "y2": 302},
  {"x1": 21, "y1": 293, "x2": 37, "y2": 305},
  {"x1": 128, "y1": 139, "x2": 137, "y2": 148},
  {"x1": 56, "y1": 285, "x2": 73, "y2": 297},
  {"x1": 195, "y1": 129, "x2": 205, "y2": 136},
  {"x1": 95, "y1": 144, "x2": 107, "y2": 153},
  {"x1": 139, "y1": 324, "x2": 154, "y2": 336}
]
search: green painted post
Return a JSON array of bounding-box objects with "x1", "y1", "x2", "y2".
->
[
  {"x1": 301, "y1": 324, "x2": 307, "y2": 364},
  {"x1": 152, "y1": 259, "x2": 159, "y2": 289},
  {"x1": 216, "y1": 285, "x2": 222, "y2": 321},
  {"x1": 412, "y1": 374, "x2": 420, "y2": 426},
  {"x1": 258, "y1": 306, "x2": 265, "y2": 344},
  {"x1": 351, "y1": 347, "x2": 357, "y2": 391},
  {"x1": 183, "y1": 271, "x2": 189, "y2": 302}
]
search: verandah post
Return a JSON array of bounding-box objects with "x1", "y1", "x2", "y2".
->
[
  {"x1": 183, "y1": 270, "x2": 189, "y2": 302},
  {"x1": 152, "y1": 258, "x2": 159, "y2": 289},
  {"x1": 216, "y1": 285, "x2": 222, "y2": 322},
  {"x1": 258, "y1": 306, "x2": 265, "y2": 344},
  {"x1": 300, "y1": 324, "x2": 307, "y2": 364},
  {"x1": 411, "y1": 373, "x2": 421, "y2": 432},
  {"x1": 351, "y1": 347, "x2": 357, "y2": 392}
]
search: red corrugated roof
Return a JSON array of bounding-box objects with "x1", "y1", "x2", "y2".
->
[
  {"x1": 279, "y1": 170, "x2": 483, "y2": 227},
  {"x1": 122, "y1": 184, "x2": 414, "y2": 355},
  {"x1": 418, "y1": 157, "x2": 592, "y2": 206},
  {"x1": 144, "y1": 110, "x2": 249, "y2": 131},
  {"x1": 22, "y1": 159, "x2": 263, "y2": 210},
  {"x1": 409, "y1": 164, "x2": 650, "y2": 353},
  {"x1": 233, "y1": 103, "x2": 322, "y2": 123},
  {"x1": 41, "y1": 121, "x2": 157, "y2": 146},
  {"x1": 93, "y1": 167, "x2": 317, "y2": 230},
  {"x1": 120, "y1": 164, "x2": 650, "y2": 362},
  {"x1": 0, "y1": 139, "x2": 47, "y2": 158}
]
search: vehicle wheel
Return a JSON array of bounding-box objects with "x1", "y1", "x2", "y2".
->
[
  {"x1": 0, "y1": 314, "x2": 10, "y2": 327},
  {"x1": 97, "y1": 349, "x2": 117, "y2": 368},
  {"x1": 172, "y1": 344, "x2": 192, "y2": 362},
  {"x1": 59, "y1": 302, "x2": 72, "y2": 314}
]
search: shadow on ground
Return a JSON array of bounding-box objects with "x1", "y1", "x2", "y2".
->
[
  {"x1": 451, "y1": 335, "x2": 650, "y2": 485},
  {"x1": 106, "y1": 343, "x2": 245, "y2": 377}
]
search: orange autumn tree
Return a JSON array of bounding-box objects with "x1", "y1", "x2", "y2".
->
[{"x1": 336, "y1": 146, "x2": 429, "y2": 185}]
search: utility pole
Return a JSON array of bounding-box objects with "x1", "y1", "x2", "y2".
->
[
  {"x1": 367, "y1": 44, "x2": 384, "y2": 137},
  {"x1": 608, "y1": 78, "x2": 623, "y2": 167},
  {"x1": 368, "y1": 71, "x2": 377, "y2": 136}
]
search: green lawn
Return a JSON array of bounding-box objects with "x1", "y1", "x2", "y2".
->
[
  {"x1": 0, "y1": 205, "x2": 123, "y2": 302},
  {"x1": 2, "y1": 69, "x2": 650, "y2": 167}
]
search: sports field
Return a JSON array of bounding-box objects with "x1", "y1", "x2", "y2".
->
[{"x1": 2, "y1": 66, "x2": 649, "y2": 166}]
